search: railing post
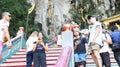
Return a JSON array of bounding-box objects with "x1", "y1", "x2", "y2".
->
[{"x1": 17, "y1": 27, "x2": 24, "y2": 49}]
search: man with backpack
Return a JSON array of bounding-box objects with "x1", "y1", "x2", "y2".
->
[{"x1": 110, "y1": 25, "x2": 120, "y2": 66}]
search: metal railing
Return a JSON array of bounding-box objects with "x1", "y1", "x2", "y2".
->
[{"x1": 0, "y1": 35, "x2": 26, "y2": 64}]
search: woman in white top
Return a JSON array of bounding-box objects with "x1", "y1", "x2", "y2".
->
[
  {"x1": 26, "y1": 31, "x2": 38, "y2": 67},
  {"x1": 100, "y1": 24, "x2": 112, "y2": 67}
]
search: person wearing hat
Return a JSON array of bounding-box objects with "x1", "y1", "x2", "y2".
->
[
  {"x1": 0, "y1": 12, "x2": 12, "y2": 60},
  {"x1": 87, "y1": 15, "x2": 102, "y2": 67}
]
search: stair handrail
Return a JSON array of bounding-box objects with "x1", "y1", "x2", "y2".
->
[
  {"x1": 55, "y1": 46, "x2": 72, "y2": 67},
  {"x1": 48, "y1": 40, "x2": 56, "y2": 46},
  {"x1": 0, "y1": 28, "x2": 25, "y2": 64}
]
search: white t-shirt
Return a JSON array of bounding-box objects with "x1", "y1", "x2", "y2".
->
[
  {"x1": 88, "y1": 21, "x2": 102, "y2": 46},
  {"x1": 100, "y1": 33, "x2": 111, "y2": 53},
  {"x1": 0, "y1": 19, "x2": 9, "y2": 42},
  {"x1": 26, "y1": 36, "x2": 38, "y2": 52}
]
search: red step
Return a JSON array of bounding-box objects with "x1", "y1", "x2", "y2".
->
[{"x1": 0, "y1": 47, "x2": 62, "y2": 67}]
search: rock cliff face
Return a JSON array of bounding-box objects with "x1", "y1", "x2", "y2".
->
[
  {"x1": 74, "y1": 0, "x2": 116, "y2": 20},
  {"x1": 27, "y1": 0, "x2": 71, "y2": 40},
  {"x1": 92, "y1": 0, "x2": 116, "y2": 20},
  {"x1": 27, "y1": 0, "x2": 118, "y2": 39}
]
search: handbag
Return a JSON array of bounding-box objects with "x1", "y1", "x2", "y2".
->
[{"x1": 111, "y1": 42, "x2": 120, "y2": 52}]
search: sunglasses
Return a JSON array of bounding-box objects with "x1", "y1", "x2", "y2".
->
[{"x1": 8, "y1": 15, "x2": 11, "y2": 17}]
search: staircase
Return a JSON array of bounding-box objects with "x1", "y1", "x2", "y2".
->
[
  {"x1": 86, "y1": 51, "x2": 119, "y2": 67},
  {"x1": 0, "y1": 47, "x2": 62, "y2": 67},
  {"x1": 0, "y1": 46, "x2": 119, "y2": 67}
]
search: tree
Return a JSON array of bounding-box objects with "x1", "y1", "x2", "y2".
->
[
  {"x1": 70, "y1": 0, "x2": 120, "y2": 29},
  {"x1": 70, "y1": 0, "x2": 97, "y2": 29},
  {"x1": 0, "y1": 0, "x2": 39, "y2": 38}
]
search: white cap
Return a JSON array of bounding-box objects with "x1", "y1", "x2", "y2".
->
[{"x1": 2, "y1": 12, "x2": 11, "y2": 16}]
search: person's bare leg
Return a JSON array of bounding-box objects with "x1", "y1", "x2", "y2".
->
[
  {"x1": 0, "y1": 43, "x2": 3, "y2": 61},
  {"x1": 92, "y1": 50, "x2": 102, "y2": 67},
  {"x1": 78, "y1": 65, "x2": 84, "y2": 67},
  {"x1": 91, "y1": 53, "x2": 99, "y2": 67}
]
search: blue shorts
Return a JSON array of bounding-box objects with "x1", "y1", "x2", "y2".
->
[
  {"x1": 74, "y1": 53, "x2": 86, "y2": 62},
  {"x1": 74, "y1": 53, "x2": 86, "y2": 66}
]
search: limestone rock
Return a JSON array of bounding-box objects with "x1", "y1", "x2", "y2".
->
[{"x1": 27, "y1": 0, "x2": 71, "y2": 40}]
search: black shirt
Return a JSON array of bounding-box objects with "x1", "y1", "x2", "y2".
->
[
  {"x1": 34, "y1": 41, "x2": 47, "y2": 53},
  {"x1": 74, "y1": 37, "x2": 88, "y2": 54}
]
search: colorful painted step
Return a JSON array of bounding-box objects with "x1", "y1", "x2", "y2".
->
[{"x1": 0, "y1": 47, "x2": 62, "y2": 67}]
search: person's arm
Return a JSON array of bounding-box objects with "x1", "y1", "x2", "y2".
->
[
  {"x1": 74, "y1": 45, "x2": 78, "y2": 50},
  {"x1": 85, "y1": 43, "x2": 88, "y2": 54},
  {"x1": 92, "y1": 25, "x2": 101, "y2": 44},
  {"x1": 103, "y1": 34, "x2": 112, "y2": 45},
  {"x1": 74, "y1": 40, "x2": 80, "y2": 50},
  {"x1": 42, "y1": 42, "x2": 48, "y2": 52},
  {"x1": 4, "y1": 26, "x2": 11, "y2": 45},
  {"x1": 33, "y1": 44, "x2": 37, "y2": 52}
]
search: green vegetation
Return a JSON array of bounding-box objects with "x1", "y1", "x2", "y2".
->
[
  {"x1": 0, "y1": 0, "x2": 119, "y2": 39},
  {"x1": 70, "y1": 0, "x2": 120, "y2": 29},
  {"x1": 0, "y1": 0, "x2": 39, "y2": 38},
  {"x1": 70, "y1": 0, "x2": 97, "y2": 29}
]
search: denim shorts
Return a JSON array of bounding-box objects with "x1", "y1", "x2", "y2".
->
[{"x1": 74, "y1": 53, "x2": 86, "y2": 62}]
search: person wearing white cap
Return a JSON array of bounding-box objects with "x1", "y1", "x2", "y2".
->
[{"x1": 0, "y1": 12, "x2": 12, "y2": 60}]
